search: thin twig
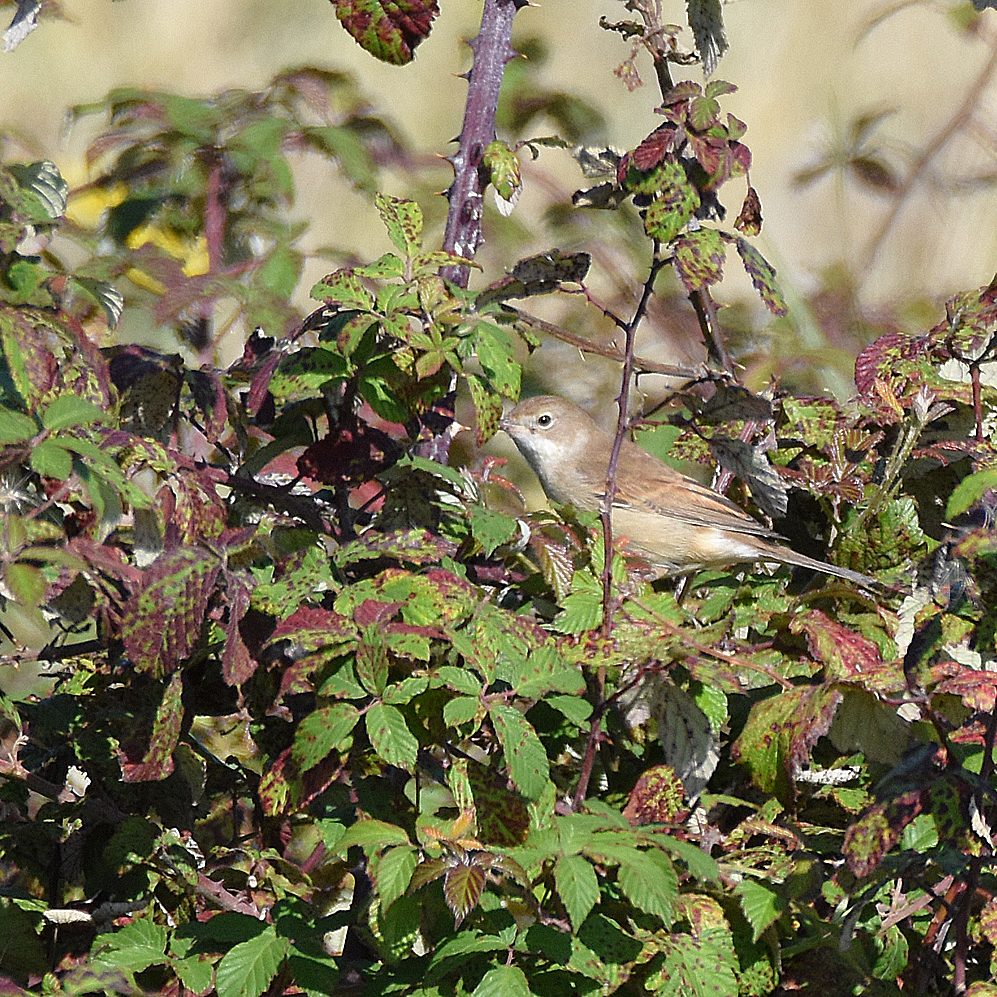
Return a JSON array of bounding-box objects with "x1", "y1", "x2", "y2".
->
[
  {"x1": 856, "y1": 43, "x2": 997, "y2": 275},
  {"x1": 510, "y1": 307, "x2": 720, "y2": 382},
  {"x1": 570, "y1": 249, "x2": 665, "y2": 812}
]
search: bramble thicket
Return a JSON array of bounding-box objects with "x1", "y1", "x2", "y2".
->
[{"x1": 0, "y1": 1, "x2": 996, "y2": 994}]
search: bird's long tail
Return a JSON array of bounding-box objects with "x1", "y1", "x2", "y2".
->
[{"x1": 757, "y1": 540, "x2": 883, "y2": 590}]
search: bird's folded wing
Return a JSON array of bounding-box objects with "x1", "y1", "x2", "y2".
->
[{"x1": 603, "y1": 446, "x2": 779, "y2": 539}]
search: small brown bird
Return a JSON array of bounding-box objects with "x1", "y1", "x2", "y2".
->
[{"x1": 500, "y1": 395, "x2": 878, "y2": 587}]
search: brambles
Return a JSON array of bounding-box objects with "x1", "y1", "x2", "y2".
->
[{"x1": 0, "y1": 3, "x2": 996, "y2": 994}]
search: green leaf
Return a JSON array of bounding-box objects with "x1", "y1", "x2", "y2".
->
[
  {"x1": 469, "y1": 505, "x2": 518, "y2": 557},
  {"x1": 471, "y1": 321, "x2": 521, "y2": 398},
  {"x1": 172, "y1": 954, "x2": 214, "y2": 994},
  {"x1": 435, "y1": 665, "x2": 484, "y2": 696},
  {"x1": 331, "y1": 818, "x2": 411, "y2": 855},
  {"x1": 30, "y1": 439, "x2": 73, "y2": 479},
  {"x1": 443, "y1": 695, "x2": 481, "y2": 728},
  {"x1": 873, "y1": 923, "x2": 909, "y2": 981},
  {"x1": 305, "y1": 125, "x2": 377, "y2": 190},
  {"x1": 644, "y1": 926, "x2": 738, "y2": 995},
  {"x1": 214, "y1": 925, "x2": 290, "y2": 997},
  {"x1": 734, "y1": 878, "x2": 784, "y2": 942},
  {"x1": 93, "y1": 917, "x2": 168, "y2": 973},
  {"x1": 482, "y1": 141, "x2": 522, "y2": 202},
  {"x1": 489, "y1": 703, "x2": 550, "y2": 799},
  {"x1": 292, "y1": 703, "x2": 361, "y2": 771},
  {"x1": 946, "y1": 467, "x2": 997, "y2": 519},
  {"x1": 0, "y1": 902, "x2": 46, "y2": 976},
  {"x1": 0, "y1": 406, "x2": 37, "y2": 444},
  {"x1": 372, "y1": 845, "x2": 418, "y2": 912},
  {"x1": 41, "y1": 395, "x2": 106, "y2": 431},
  {"x1": 554, "y1": 854, "x2": 599, "y2": 931},
  {"x1": 5, "y1": 563, "x2": 45, "y2": 607},
  {"x1": 375, "y1": 193, "x2": 424, "y2": 254},
  {"x1": 366, "y1": 703, "x2": 418, "y2": 770},
  {"x1": 259, "y1": 244, "x2": 301, "y2": 298},
  {"x1": 472, "y1": 965, "x2": 531, "y2": 997},
  {"x1": 617, "y1": 848, "x2": 677, "y2": 922}
]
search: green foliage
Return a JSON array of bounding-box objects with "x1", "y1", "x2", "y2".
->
[{"x1": 0, "y1": 6, "x2": 995, "y2": 996}]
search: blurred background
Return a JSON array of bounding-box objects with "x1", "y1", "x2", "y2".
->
[{"x1": 0, "y1": 0, "x2": 994, "y2": 407}]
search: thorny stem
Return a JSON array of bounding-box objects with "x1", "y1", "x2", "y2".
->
[
  {"x1": 856, "y1": 42, "x2": 997, "y2": 276},
  {"x1": 440, "y1": 0, "x2": 527, "y2": 288}
]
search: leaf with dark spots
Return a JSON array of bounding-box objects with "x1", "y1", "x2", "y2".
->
[
  {"x1": 673, "y1": 227, "x2": 726, "y2": 293},
  {"x1": 632, "y1": 126, "x2": 678, "y2": 171},
  {"x1": 332, "y1": 0, "x2": 439, "y2": 66},
  {"x1": 122, "y1": 547, "x2": 221, "y2": 676},
  {"x1": 0, "y1": 305, "x2": 58, "y2": 404},
  {"x1": 843, "y1": 789, "x2": 925, "y2": 878},
  {"x1": 335, "y1": 528, "x2": 457, "y2": 567},
  {"x1": 733, "y1": 685, "x2": 843, "y2": 802},
  {"x1": 733, "y1": 236, "x2": 787, "y2": 316},
  {"x1": 297, "y1": 421, "x2": 401, "y2": 485},
  {"x1": 258, "y1": 745, "x2": 342, "y2": 817},
  {"x1": 623, "y1": 764, "x2": 689, "y2": 825},
  {"x1": 245, "y1": 349, "x2": 281, "y2": 417},
  {"x1": 478, "y1": 250, "x2": 591, "y2": 306},
  {"x1": 931, "y1": 661, "x2": 997, "y2": 712},
  {"x1": 853, "y1": 332, "x2": 933, "y2": 399},
  {"x1": 185, "y1": 368, "x2": 228, "y2": 440},
  {"x1": 353, "y1": 599, "x2": 402, "y2": 627},
  {"x1": 708, "y1": 436, "x2": 789, "y2": 519},
  {"x1": 696, "y1": 383, "x2": 773, "y2": 425},
  {"x1": 119, "y1": 672, "x2": 184, "y2": 782},
  {"x1": 267, "y1": 606, "x2": 359, "y2": 656}
]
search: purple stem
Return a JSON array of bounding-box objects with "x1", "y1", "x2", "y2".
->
[{"x1": 440, "y1": 0, "x2": 526, "y2": 288}]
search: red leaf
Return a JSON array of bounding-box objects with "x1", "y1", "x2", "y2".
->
[
  {"x1": 122, "y1": 548, "x2": 221, "y2": 676},
  {"x1": 791, "y1": 611, "x2": 905, "y2": 693},
  {"x1": 632, "y1": 127, "x2": 677, "y2": 170},
  {"x1": 221, "y1": 575, "x2": 255, "y2": 686}
]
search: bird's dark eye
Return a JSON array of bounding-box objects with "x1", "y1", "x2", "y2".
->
[{"x1": 536, "y1": 413, "x2": 553, "y2": 428}]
